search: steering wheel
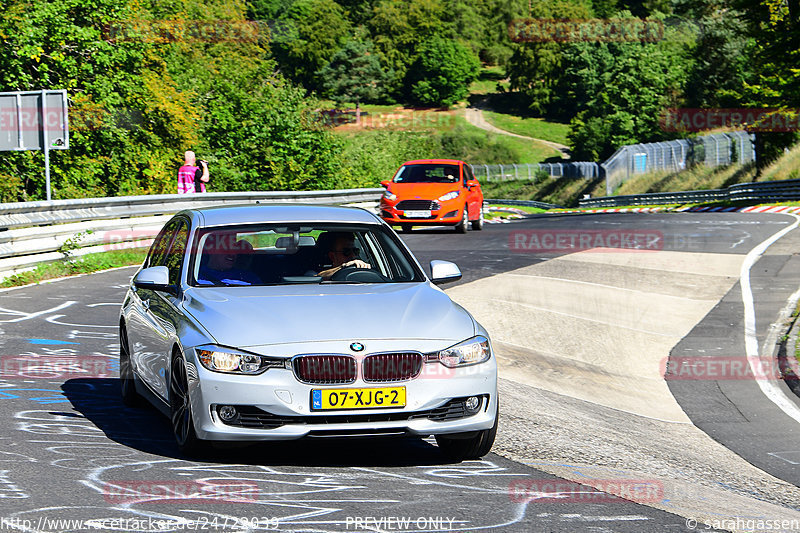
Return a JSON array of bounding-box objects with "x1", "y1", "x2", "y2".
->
[{"x1": 330, "y1": 266, "x2": 388, "y2": 282}]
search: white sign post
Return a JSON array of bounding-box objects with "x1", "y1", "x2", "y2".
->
[{"x1": 0, "y1": 89, "x2": 69, "y2": 201}]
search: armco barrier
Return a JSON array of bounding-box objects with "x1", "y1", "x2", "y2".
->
[
  {"x1": 0, "y1": 189, "x2": 383, "y2": 230},
  {"x1": 578, "y1": 178, "x2": 800, "y2": 208},
  {"x1": 485, "y1": 198, "x2": 564, "y2": 210},
  {"x1": 0, "y1": 189, "x2": 383, "y2": 280}
]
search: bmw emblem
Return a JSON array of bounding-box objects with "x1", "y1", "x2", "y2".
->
[{"x1": 350, "y1": 342, "x2": 365, "y2": 352}]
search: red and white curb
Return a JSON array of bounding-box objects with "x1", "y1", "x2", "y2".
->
[
  {"x1": 685, "y1": 205, "x2": 800, "y2": 214},
  {"x1": 552, "y1": 205, "x2": 800, "y2": 215},
  {"x1": 555, "y1": 207, "x2": 671, "y2": 214}
]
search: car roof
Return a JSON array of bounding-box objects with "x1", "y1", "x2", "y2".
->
[
  {"x1": 182, "y1": 204, "x2": 381, "y2": 228},
  {"x1": 402, "y1": 159, "x2": 465, "y2": 165}
]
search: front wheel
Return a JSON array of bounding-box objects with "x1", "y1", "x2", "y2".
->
[
  {"x1": 471, "y1": 205, "x2": 484, "y2": 231},
  {"x1": 435, "y1": 403, "x2": 498, "y2": 461},
  {"x1": 170, "y1": 355, "x2": 204, "y2": 456},
  {"x1": 455, "y1": 207, "x2": 468, "y2": 233}
]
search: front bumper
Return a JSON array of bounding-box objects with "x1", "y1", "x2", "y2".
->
[
  {"x1": 380, "y1": 199, "x2": 464, "y2": 226},
  {"x1": 187, "y1": 358, "x2": 498, "y2": 441}
]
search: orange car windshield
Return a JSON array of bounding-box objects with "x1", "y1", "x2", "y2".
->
[{"x1": 394, "y1": 164, "x2": 459, "y2": 184}]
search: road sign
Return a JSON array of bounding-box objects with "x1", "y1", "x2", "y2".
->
[{"x1": 0, "y1": 89, "x2": 69, "y2": 201}]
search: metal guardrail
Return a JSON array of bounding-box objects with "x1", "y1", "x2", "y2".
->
[
  {"x1": 485, "y1": 198, "x2": 564, "y2": 209},
  {"x1": 0, "y1": 189, "x2": 383, "y2": 280},
  {"x1": 0, "y1": 189, "x2": 383, "y2": 230},
  {"x1": 578, "y1": 178, "x2": 800, "y2": 208}
]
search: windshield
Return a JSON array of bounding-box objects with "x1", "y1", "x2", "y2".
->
[
  {"x1": 393, "y1": 164, "x2": 460, "y2": 184},
  {"x1": 189, "y1": 223, "x2": 424, "y2": 287}
]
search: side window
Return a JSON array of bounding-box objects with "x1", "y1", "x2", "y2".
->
[
  {"x1": 148, "y1": 220, "x2": 179, "y2": 268},
  {"x1": 462, "y1": 164, "x2": 468, "y2": 187},
  {"x1": 465, "y1": 164, "x2": 475, "y2": 182},
  {"x1": 165, "y1": 221, "x2": 189, "y2": 285}
]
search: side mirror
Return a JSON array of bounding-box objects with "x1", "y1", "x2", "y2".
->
[
  {"x1": 134, "y1": 266, "x2": 177, "y2": 295},
  {"x1": 430, "y1": 260, "x2": 462, "y2": 285},
  {"x1": 466, "y1": 180, "x2": 480, "y2": 188},
  {"x1": 380, "y1": 180, "x2": 390, "y2": 188}
]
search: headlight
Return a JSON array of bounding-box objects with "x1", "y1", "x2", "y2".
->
[
  {"x1": 383, "y1": 190, "x2": 397, "y2": 201},
  {"x1": 196, "y1": 345, "x2": 283, "y2": 375},
  {"x1": 438, "y1": 190, "x2": 460, "y2": 202},
  {"x1": 437, "y1": 336, "x2": 491, "y2": 368}
]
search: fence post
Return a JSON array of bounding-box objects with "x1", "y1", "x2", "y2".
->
[
  {"x1": 527, "y1": 164, "x2": 531, "y2": 180},
  {"x1": 513, "y1": 163, "x2": 518, "y2": 180}
]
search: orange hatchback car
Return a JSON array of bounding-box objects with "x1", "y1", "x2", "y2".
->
[{"x1": 379, "y1": 159, "x2": 484, "y2": 233}]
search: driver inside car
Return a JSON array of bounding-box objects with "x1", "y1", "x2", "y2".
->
[{"x1": 314, "y1": 231, "x2": 371, "y2": 280}]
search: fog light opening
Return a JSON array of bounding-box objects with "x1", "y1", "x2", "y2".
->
[
  {"x1": 218, "y1": 405, "x2": 238, "y2": 422},
  {"x1": 465, "y1": 396, "x2": 481, "y2": 413}
]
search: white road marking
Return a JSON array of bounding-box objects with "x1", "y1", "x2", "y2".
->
[
  {"x1": 766, "y1": 451, "x2": 800, "y2": 465},
  {"x1": 0, "y1": 301, "x2": 76, "y2": 323},
  {"x1": 741, "y1": 214, "x2": 800, "y2": 424}
]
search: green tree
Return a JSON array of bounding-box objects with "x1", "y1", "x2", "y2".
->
[
  {"x1": 563, "y1": 21, "x2": 694, "y2": 160},
  {"x1": 729, "y1": 0, "x2": 800, "y2": 174},
  {"x1": 269, "y1": 0, "x2": 351, "y2": 91},
  {"x1": 405, "y1": 35, "x2": 480, "y2": 107},
  {"x1": 336, "y1": 0, "x2": 381, "y2": 25},
  {"x1": 505, "y1": 0, "x2": 593, "y2": 116},
  {"x1": 0, "y1": 0, "x2": 347, "y2": 200},
  {"x1": 318, "y1": 38, "x2": 393, "y2": 106},
  {"x1": 368, "y1": 0, "x2": 445, "y2": 94},
  {"x1": 248, "y1": 0, "x2": 294, "y2": 20}
]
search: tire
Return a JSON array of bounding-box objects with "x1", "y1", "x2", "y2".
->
[
  {"x1": 455, "y1": 207, "x2": 468, "y2": 233},
  {"x1": 400, "y1": 224, "x2": 412, "y2": 233},
  {"x1": 170, "y1": 354, "x2": 204, "y2": 456},
  {"x1": 119, "y1": 324, "x2": 143, "y2": 407},
  {"x1": 435, "y1": 403, "x2": 498, "y2": 461},
  {"x1": 471, "y1": 205, "x2": 484, "y2": 231}
]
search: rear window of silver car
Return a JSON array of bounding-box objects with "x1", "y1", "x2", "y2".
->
[{"x1": 188, "y1": 224, "x2": 425, "y2": 286}]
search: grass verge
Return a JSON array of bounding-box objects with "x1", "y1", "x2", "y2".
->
[
  {"x1": 761, "y1": 142, "x2": 800, "y2": 181},
  {"x1": 481, "y1": 111, "x2": 571, "y2": 145},
  {"x1": 336, "y1": 113, "x2": 563, "y2": 187},
  {"x1": 481, "y1": 177, "x2": 605, "y2": 207},
  {"x1": 0, "y1": 249, "x2": 147, "y2": 289},
  {"x1": 614, "y1": 162, "x2": 756, "y2": 196},
  {"x1": 485, "y1": 204, "x2": 546, "y2": 221},
  {"x1": 469, "y1": 65, "x2": 510, "y2": 95}
]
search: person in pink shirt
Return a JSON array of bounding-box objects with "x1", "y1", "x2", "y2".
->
[{"x1": 177, "y1": 150, "x2": 209, "y2": 194}]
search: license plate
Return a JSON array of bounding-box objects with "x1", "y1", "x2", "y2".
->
[
  {"x1": 311, "y1": 387, "x2": 406, "y2": 411},
  {"x1": 403, "y1": 210, "x2": 431, "y2": 218}
]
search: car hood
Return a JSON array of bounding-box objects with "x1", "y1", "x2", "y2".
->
[
  {"x1": 389, "y1": 182, "x2": 461, "y2": 199},
  {"x1": 182, "y1": 282, "x2": 475, "y2": 348}
]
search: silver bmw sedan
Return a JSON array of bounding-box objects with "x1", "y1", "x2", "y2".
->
[{"x1": 119, "y1": 204, "x2": 498, "y2": 460}]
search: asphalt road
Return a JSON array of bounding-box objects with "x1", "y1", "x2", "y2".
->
[{"x1": 0, "y1": 212, "x2": 795, "y2": 533}]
